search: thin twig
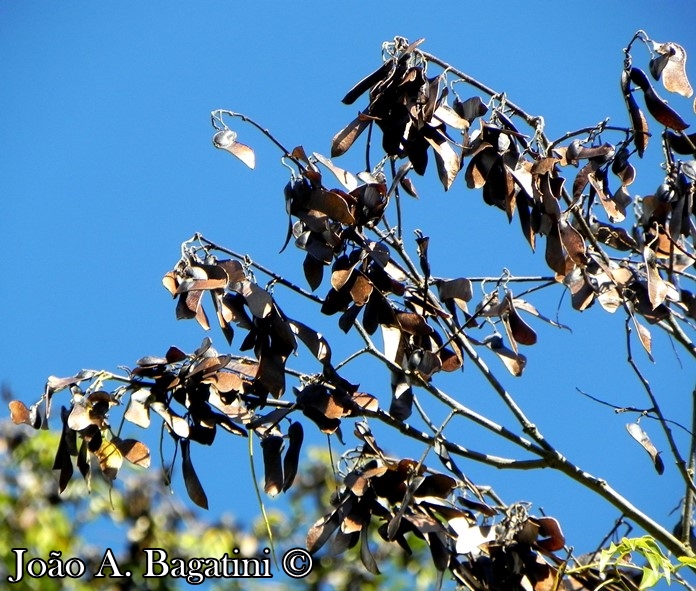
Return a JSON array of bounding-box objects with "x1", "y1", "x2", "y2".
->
[
  {"x1": 682, "y1": 387, "x2": 696, "y2": 548},
  {"x1": 334, "y1": 347, "x2": 370, "y2": 371},
  {"x1": 195, "y1": 234, "x2": 324, "y2": 304},
  {"x1": 416, "y1": 50, "x2": 542, "y2": 128},
  {"x1": 247, "y1": 431, "x2": 279, "y2": 569},
  {"x1": 353, "y1": 321, "x2": 548, "y2": 456},
  {"x1": 372, "y1": 409, "x2": 546, "y2": 470},
  {"x1": 576, "y1": 387, "x2": 695, "y2": 437},
  {"x1": 661, "y1": 316, "x2": 696, "y2": 361},
  {"x1": 548, "y1": 123, "x2": 637, "y2": 152},
  {"x1": 389, "y1": 158, "x2": 404, "y2": 241},
  {"x1": 211, "y1": 109, "x2": 301, "y2": 167},
  {"x1": 625, "y1": 317, "x2": 696, "y2": 496}
]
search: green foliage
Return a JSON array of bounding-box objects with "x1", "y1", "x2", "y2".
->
[
  {"x1": 598, "y1": 536, "x2": 695, "y2": 589},
  {"x1": 0, "y1": 422, "x2": 440, "y2": 590}
]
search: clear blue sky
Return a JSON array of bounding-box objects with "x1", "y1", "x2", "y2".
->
[{"x1": 1, "y1": 1, "x2": 695, "y2": 587}]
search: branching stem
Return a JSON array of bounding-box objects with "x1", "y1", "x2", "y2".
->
[
  {"x1": 625, "y1": 318, "x2": 696, "y2": 496},
  {"x1": 194, "y1": 234, "x2": 324, "y2": 304}
]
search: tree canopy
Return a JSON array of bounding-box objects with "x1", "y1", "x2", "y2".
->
[{"x1": 5, "y1": 24, "x2": 696, "y2": 591}]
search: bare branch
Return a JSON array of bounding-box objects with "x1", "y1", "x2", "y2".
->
[{"x1": 625, "y1": 317, "x2": 696, "y2": 496}]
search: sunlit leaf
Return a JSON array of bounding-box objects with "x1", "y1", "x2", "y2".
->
[
  {"x1": 626, "y1": 422, "x2": 664, "y2": 475},
  {"x1": 312, "y1": 152, "x2": 359, "y2": 191},
  {"x1": 484, "y1": 334, "x2": 527, "y2": 377},
  {"x1": 113, "y1": 437, "x2": 151, "y2": 468},
  {"x1": 390, "y1": 372, "x2": 413, "y2": 420},
  {"x1": 651, "y1": 41, "x2": 694, "y2": 97},
  {"x1": 597, "y1": 284, "x2": 623, "y2": 313},
  {"x1": 67, "y1": 395, "x2": 96, "y2": 431},
  {"x1": 644, "y1": 247, "x2": 668, "y2": 309},
  {"x1": 631, "y1": 313, "x2": 654, "y2": 360},
  {"x1": 450, "y1": 518, "x2": 495, "y2": 555},
  {"x1": 350, "y1": 274, "x2": 374, "y2": 306},
  {"x1": 162, "y1": 271, "x2": 178, "y2": 296},
  {"x1": 308, "y1": 189, "x2": 356, "y2": 225},
  {"x1": 150, "y1": 402, "x2": 190, "y2": 438},
  {"x1": 396, "y1": 311, "x2": 433, "y2": 336},
  {"x1": 241, "y1": 281, "x2": 273, "y2": 319},
  {"x1": 9, "y1": 400, "x2": 41, "y2": 428},
  {"x1": 433, "y1": 103, "x2": 470, "y2": 130},
  {"x1": 425, "y1": 132, "x2": 460, "y2": 190},
  {"x1": 559, "y1": 213, "x2": 588, "y2": 266},
  {"x1": 212, "y1": 129, "x2": 256, "y2": 169},
  {"x1": 8, "y1": 400, "x2": 28, "y2": 424},
  {"x1": 94, "y1": 439, "x2": 123, "y2": 481},
  {"x1": 588, "y1": 170, "x2": 626, "y2": 223}
]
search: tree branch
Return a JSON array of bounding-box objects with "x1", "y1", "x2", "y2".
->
[
  {"x1": 194, "y1": 233, "x2": 324, "y2": 305},
  {"x1": 625, "y1": 317, "x2": 696, "y2": 496}
]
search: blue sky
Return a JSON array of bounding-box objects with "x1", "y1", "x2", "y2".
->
[{"x1": 2, "y1": 1, "x2": 695, "y2": 587}]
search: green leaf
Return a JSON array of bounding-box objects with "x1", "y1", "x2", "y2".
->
[
  {"x1": 599, "y1": 541, "x2": 618, "y2": 572},
  {"x1": 678, "y1": 556, "x2": 696, "y2": 567},
  {"x1": 639, "y1": 566, "x2": 662, "y2": 589}
]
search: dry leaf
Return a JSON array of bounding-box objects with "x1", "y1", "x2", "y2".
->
[
  {"x1": 631, "y1": 68, "x2": 690, "y2": 131},
  {"x1": 261, "y1": 434, "x2": 284, "y2": 497},
  {"x1": 433, "y1": 103, "x2": 470, "y2": 130},
  {"x1": 307, "y1": 508, "x2": 342, "y2": 554},
  {"x1": 113, "y1": 438, "x2": 151, "y2": 468},
  {"x1": 425, "y1": 132, "x2": 461, "y2": 190},
  {"x1": 212, "y1": 129, "x2": 256, "y2": 169},
  {"x1": 288, "y1": 319, "x2": 332, "y2": 363},
  {"x1": 313, "y1": 152, "x2": 359, "y2": 191},
  {"x1": 241, "y1": 281, "x2": 273, "y2": 319},
  {"x1": 644, "y1": 247, "x2": 668, "y2": 309},
  {"x1": 534, "y1": 516, "x2": 565, "y2": 552},
  {"x1": 331, "y1": 114, "x2": 370, "y2": 158},
  {"x1": 631, "y1": 313, "x2": 653, "y2": 360},
  {"x1": 559, "y1": 214, "x2": 588, "y2": 266},
  {"x1": 484, "y1": 335, "x2": 527, "y2": 377},
  {"x1": 94, "y1": 440, "x2": 123, "y2": 481},
  {"x1": 652, "y1": 41, "x2": 694, "y2": 97},
  {"x1": 621, "y1": 70, "x2": 650, "y2": 156},
  {"x1": 9, "y1": 400, "x2": 33, "y2": 427},
  {"x1": 626, "y1": 422, "x2": 664, "y2": 474},
  {"x1": 181, "y1": 439, "x2": 208, "y2": 509}
]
